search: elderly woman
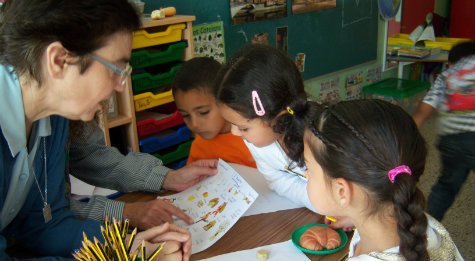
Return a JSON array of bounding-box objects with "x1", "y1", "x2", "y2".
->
[{"x1": 0, "y1": 0, "x2": 192, "y2": 260}]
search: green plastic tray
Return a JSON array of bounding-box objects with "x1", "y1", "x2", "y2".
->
[
  {"x1": 132, "y1": 64, "x2": 182, "y2": 94},
  {"x1": 362, "y1": 78, "x2": 430, "y2": 98},
  {"x1": 131, "y1": 41, "x2": 187, "y2": 69}
]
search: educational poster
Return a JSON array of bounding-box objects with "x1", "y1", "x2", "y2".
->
[
  {"x1": 276, "y1": 26, "x2": 288, "y2": 53},
  {"x1": 292, "y1": 0, "x2": 336, "y2": 15},
  {"x1": 319, "y1": 77, "x2": 340, "y2": 104},
  {"x1": 193, "y1": 21, "x2": 226, "y2": 63},
  {"x1": 345, "y1": 71, "x2": 364, "y2": 100},
  {"x1": 230, "y1": 0, "x2": 287, "y2": 25},
  {"x1": 157, "y1": 160, "x2": 258, "y2": 254},
  {"x1": 366, "y1": 66, "x2": 382, "y2": 84}
]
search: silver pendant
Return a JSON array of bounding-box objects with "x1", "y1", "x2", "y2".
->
[{"x1": 43, "y1": 203, "x2": 52, "y2": 223}]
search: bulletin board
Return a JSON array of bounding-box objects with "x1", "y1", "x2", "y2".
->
[{"x1": 144, "y1": 0, "x2": 378, "y2": 80}]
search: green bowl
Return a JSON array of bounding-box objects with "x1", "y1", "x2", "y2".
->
[{"x1": 291, "y1": 223, "x2": 348, "y2": 255}]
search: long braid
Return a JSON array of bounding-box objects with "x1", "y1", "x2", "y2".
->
[
  {"x1": 393, "y1": 175, "x2": 429, "y2": 261},
  {"x1": 309, "y1": 110, "x2": 379, "y2": 171},
  {"x1": 327, "y1": 109, "x2": 378, "y2": 157}
]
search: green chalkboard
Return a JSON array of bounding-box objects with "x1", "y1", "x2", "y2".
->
[{"x1": 143, "y1": 0, "x2": 378, "y2": 80}]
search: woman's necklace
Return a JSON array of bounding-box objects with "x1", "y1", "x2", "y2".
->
[{"x1": 32, "y1": 137, "x2": 52, "y2": 223}]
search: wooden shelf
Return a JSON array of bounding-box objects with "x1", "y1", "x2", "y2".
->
[
  {"x1": 100, "y1": 15, "x2": 195, "y2": 153},
  {"x1": 141, "y1": 15, "x2": 196, "y2": 28},
  {"x1": 108, "y1": 114, "x2": 132, "y2": 128}
]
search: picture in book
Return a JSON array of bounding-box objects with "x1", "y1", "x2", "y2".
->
[{"x1": 158, "y1": 159, "x2": 258, "y2": 254}]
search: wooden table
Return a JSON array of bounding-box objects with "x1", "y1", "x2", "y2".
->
[
  {"x1": 387, "y1": 50, "x2": 449, "y2": 78},
  {"x1": 119, "y1": 192, "x2": 351, "y2": 261}
]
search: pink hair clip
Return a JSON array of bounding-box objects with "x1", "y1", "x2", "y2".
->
[
  {"x1": 387, "y1": 165, "x2": 412, "y2": 183},
  {"x1": 252, "y1": 90, "x2": 265, "y2": 116}
]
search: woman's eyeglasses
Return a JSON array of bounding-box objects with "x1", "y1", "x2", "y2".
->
[{"x1": 90, "y1": 54, "x2": 132, "y2": 86}]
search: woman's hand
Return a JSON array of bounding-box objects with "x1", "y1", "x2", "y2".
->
[
  {"x1": 163, "y1": 159, "x2": 218, "y2": 192},
  {"x1": 124, "y1": 200, "x2": 194, "y2": 230},
  {"x1": 131, "y1": 222, "x2": 192, "y2": 261}
]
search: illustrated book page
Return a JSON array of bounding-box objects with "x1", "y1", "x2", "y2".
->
[{"x1": 157, "y1": 159, "x2": 258, "y2": 254}]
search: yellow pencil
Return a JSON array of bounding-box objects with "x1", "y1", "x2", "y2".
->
[
  {"x1": 122, "y1": 219, "x2": 129, "y2": 239},
  {"x1": 82, "y1": 241, "x2": 99, "y2": 261},
  {"x1": 127, "y1": 227, "x2": 137, "y2": 254},
  {"x1": 130, "y1": 248, "x2": 139, "y2": 261},
  {"x1": 141, "y1": 241, "x2": 146, "y2": 260},
  {"x1": 87, "y1": 240, "x2": 105, "y2": 261},
  {"x1": 94, "y1": 237, "x2": 108, "y2": 261},
  {"x1": 147, "y1": 242, "x2": 166, "y2": 261},
  {"x1": 326, "y1": 216, "x2": 337, "y2": 222},
  {"x1": 113, "y1": 219, "x2": 129, "y2": 260},
  {"x1": 114, "y1": 247, "x2": 123, "y2": 261}
]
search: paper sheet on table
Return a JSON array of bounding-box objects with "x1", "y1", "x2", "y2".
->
[
  {"x1": 229, "y1": 164, "x2": 302, "y2": 216},
  {"x1": 158, "y1": 159, "x2": 258, "y2": 254},
  {"x1": 197, "y1": 240, "x2": 311, "y2": 261}
]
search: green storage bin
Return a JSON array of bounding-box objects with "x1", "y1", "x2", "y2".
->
[
  {"x1": 362, "y1": 78, "x2": 430, "y2": 113},
  {"x1": 131, "y1": 41, "x2": 187, "y2": 69},
  {"x1": 153, "y1": 140, "x2": 192, "y2": 165},
  {"x1": 132, "y1": 64, "x2": 182, "y2": 94}
]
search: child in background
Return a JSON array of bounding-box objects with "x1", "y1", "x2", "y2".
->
[
  {"x1": 413, "y1": 41, "x2": 475, "y2": 221},
  {"x1": 172, "y1": 57, "x2": 256, "y2": 168},
  {"x1": 304, "y1": 99, "x2": 462, "y2": 260},
  {"x1": 215, "y1": 44, "x2": 320, "y2": 210}
]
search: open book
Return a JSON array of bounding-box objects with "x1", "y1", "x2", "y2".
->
[
  {"x1": 157, "y1": 159, "x2": 258, "y2": 254},
  {"x1": 408, "y1": 13, "x2": 435, "y2": 44}
]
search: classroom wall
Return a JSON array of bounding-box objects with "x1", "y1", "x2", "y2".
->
[
  {"x1": 142, "y1": 1, "x2": 390, "y2": 102},
  {"x1": 304, "y1": 16, "x2": 392, "y2": 101}
]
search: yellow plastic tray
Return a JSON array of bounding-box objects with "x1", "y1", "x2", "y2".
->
[
  {"x1": 132, "y1": 24, "x2": 185, "y2": 49},
  {"x1": 388, "y1": 34, "x2": 471, "y2": 50},
  {"x1": 133, "y1": 89, "x2": 174, "y2": 111}
]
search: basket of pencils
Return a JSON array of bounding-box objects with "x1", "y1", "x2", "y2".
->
[{"x1": 72, "y1": 217, "x2": 165, "y2": 261}]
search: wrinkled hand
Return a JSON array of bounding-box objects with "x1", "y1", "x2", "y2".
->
[
  {"x1": 324, "y1": 215, "x2": 355, "y2": 232},
  {"x1": 131, "y1": 222, "x2": 192, "y2": 261},
  {"x1": 163, "y1": 159, "x2": 218, "y2": 192},
  {"x1": 124, "y1": 200, "x2": 194, "y2": 230}
]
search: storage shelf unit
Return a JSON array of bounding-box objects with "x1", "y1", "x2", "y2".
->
[{"x1": 101, "y1": 16, "x2": 195, "y2": 154}]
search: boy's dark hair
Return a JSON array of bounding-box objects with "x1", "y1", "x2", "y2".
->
[
  {"x1": 305, "y1": 99, "x2": 429, "y2": 261},
  {"x1": 0, "y1": 0, "x2": 141, "y2": 86},
  {"x1": 215, "y1": 44, "x2": 316, "y2": 167},
  {"x1": 448, "y1": 41, "x2": 475, "y2": 64},
  {"x1": 173, "y1": 57, "x2": 222, "y2": 94}
]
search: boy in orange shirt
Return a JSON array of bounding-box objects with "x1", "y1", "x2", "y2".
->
[{"x1": 172, "y1": 57, "x2": 256, "y2": 168}]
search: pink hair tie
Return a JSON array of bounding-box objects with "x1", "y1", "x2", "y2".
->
[
  {"x1": 252, "y1": 90, "x2": 266, "y2": 116},
  {"x1": 387, "y1": 165, "x2": 412, "y2": 183}
]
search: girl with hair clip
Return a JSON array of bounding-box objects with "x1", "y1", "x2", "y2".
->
[
  {"x1": 303, "y1": 99, "x2": 462, "y2": 260},
  {"x1": 215, "y1": 44, "x2": 320, "y2": 211}
]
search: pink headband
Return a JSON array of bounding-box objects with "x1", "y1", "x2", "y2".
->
[
  {"x1": 387, "y1": 165, "x2": 412, "y2": 183},
  {"x1": 252, "y1": 90, "x2": 265, "y2": 116}
]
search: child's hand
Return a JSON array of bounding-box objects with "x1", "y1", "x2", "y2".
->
[{"x1": 324, "y1": 215, "x2": 355, "y2": 232}]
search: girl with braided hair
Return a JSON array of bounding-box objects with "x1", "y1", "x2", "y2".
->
[
  {"x1": 303, "y1": 99, "x2": 462, "y2": 260},
  {"x1": 215, "y1": 44, "x2": 321, "y2": 211}
]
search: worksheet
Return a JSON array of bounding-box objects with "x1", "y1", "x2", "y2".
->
[{"x1": 157, "y1": 159, "x2": 258, "y2": 254}]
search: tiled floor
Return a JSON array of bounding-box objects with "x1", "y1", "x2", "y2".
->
[{"x1": 418, "y1": 115, "x2": 474, "y2": 260}]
